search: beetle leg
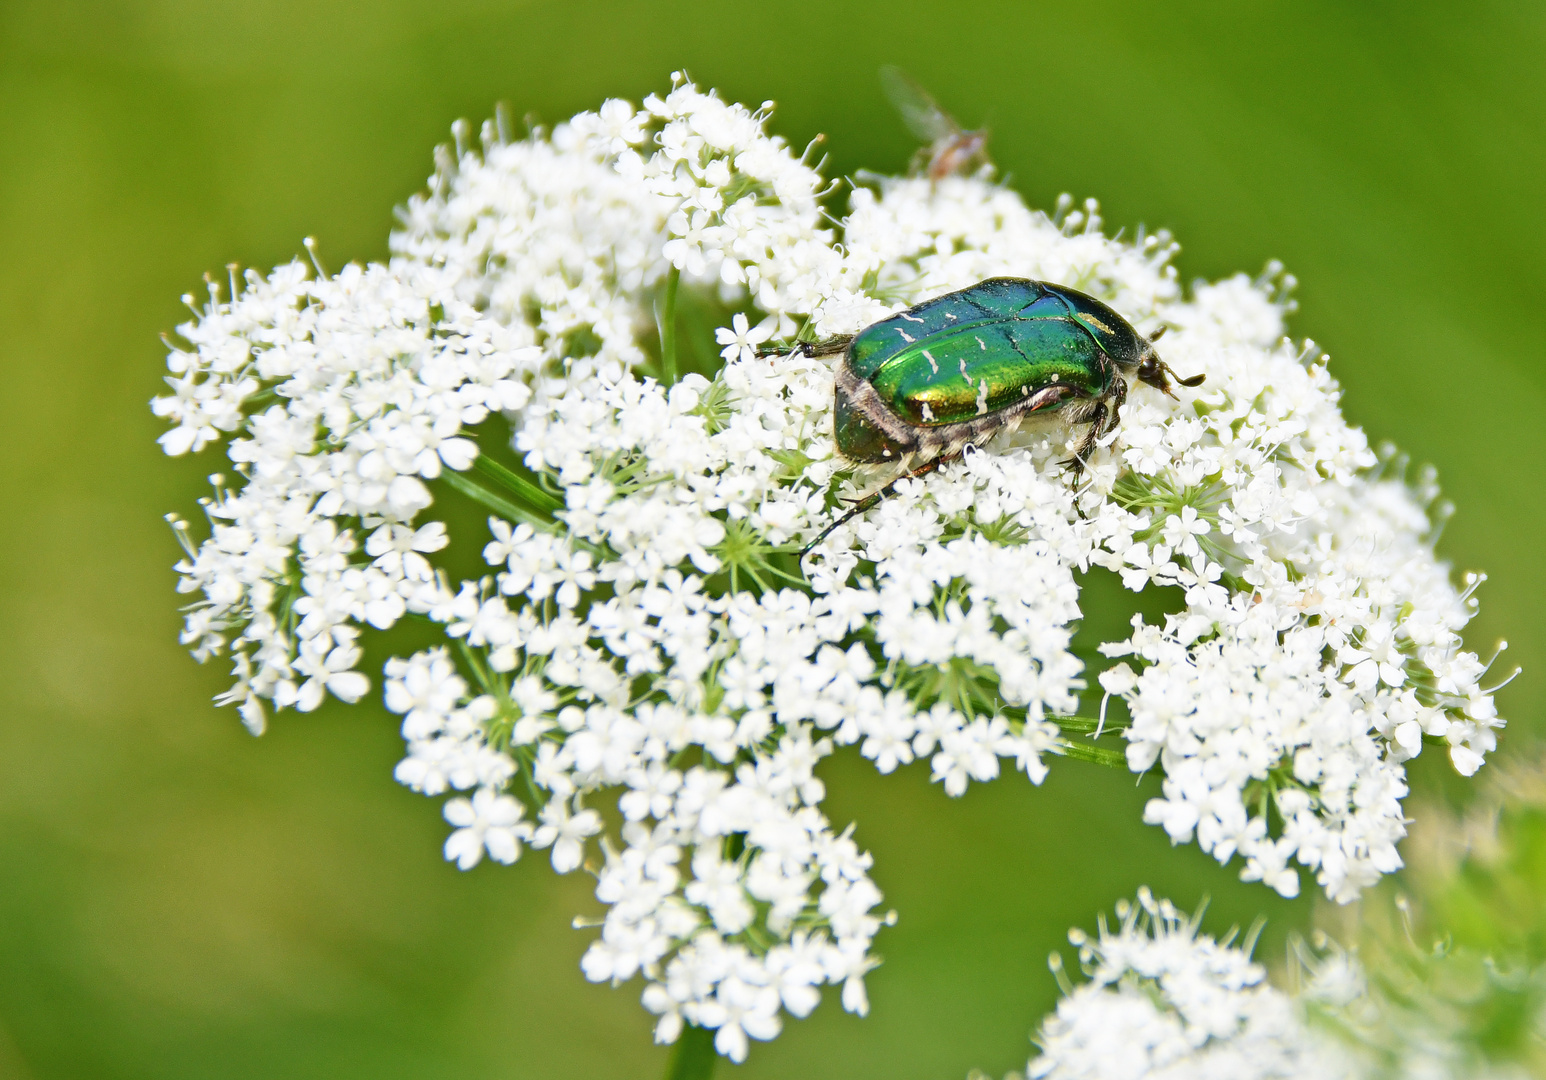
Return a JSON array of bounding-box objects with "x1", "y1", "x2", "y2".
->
[
  {"x1": 756, "y1": 334, "x2": 854, "y2": 360},
  {"x1": 802, "y1": 457, "x2": 945, "y2": 558},
  {"x1": 1060, "y1": 379, "x2": 1126, "y2": 474},
  {"x1": 1061, "y1": 401, "x2": 1109, "y2": 474},
  {"x1": 1103, "y1": 379, "x2": 1126, "y2": 435},
  {"x1": 802, "y1": 335, "x2": 855, "y2": 358}
]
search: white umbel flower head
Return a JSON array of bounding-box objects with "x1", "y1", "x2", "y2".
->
[
  {"x1": 156, "y1": 74, "x2": 1510, "y2": 1057},
  {"x1": 1027, "y1": 890, "x2": 1360, "y2": 1080}
]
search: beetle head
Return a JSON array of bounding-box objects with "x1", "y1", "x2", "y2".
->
[{"x1": 1135, "y1": 339, "x2": 1206, "y2": 399}]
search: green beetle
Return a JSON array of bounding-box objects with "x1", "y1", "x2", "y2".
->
[
  {"x1": 782, "y1": 277, "x2": 1203, "y2": 549},
  {"x1": 806, "y1": 277, "x2": 1201, "y2": 468}
]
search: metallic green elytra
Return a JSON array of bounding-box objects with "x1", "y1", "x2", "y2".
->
[{"x1": 829, "y1": 277, "x2": 1203, "y2": 467}]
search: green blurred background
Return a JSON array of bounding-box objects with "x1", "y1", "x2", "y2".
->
[{"x1": 1, "y1": 1, "x2": 1541, "y2": 1077}]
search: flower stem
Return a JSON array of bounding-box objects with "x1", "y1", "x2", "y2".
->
[
  {"x1": 439, "y1": 467, "x2": 553, "y2": 531},
  {"x1": 1054, "y1": 739, "x2": 1129, "y2": 770},
  {"x1": 658, "y1": 265, "x2": 681, "y2": 386},
  {"x1": 663, "y1": 1025, "x2": 717, "y2": 1080},
  {"x1": 1052, "y1": 715, "x2": 1124, "y2": 735},
  {"x1": 472, "y1": 452, "x2": 562, "y2": 514}
]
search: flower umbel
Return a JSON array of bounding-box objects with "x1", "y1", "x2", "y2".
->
[
  {"x1": 1026, "y1": 889, "x2": 1359, "y2": 1079},
  {"x1": 1024, "y1": 753, "x2": 1546, "y2": 1080},
  {"x1": 156, "y1": 75, "x2": 1508, "y2": 1059}
]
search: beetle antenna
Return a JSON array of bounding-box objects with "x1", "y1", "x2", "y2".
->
[
  {"x1": 1147, "y1": 325, "x2": 1168, "y2": 343},
  {"x1": 1163, "y1": 362, "x2": 1205, "y2": 388}
]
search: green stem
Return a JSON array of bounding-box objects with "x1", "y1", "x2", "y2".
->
[
  {"x1": 443, "y1": 463, "x2": 614, "y2": 559},
  {"x1": 663, "y1": 1024, "x2": 717, "y2": 1080},
  {"x1": 1054, "y1": 738, "x2": 1130, "y2": 770},
  {"x1": 1051, "y1": 715, "x2": 1123, "y2": 735},
  {"x1": 658, "y1": 265, "x2": 681, "y2": 386},
  {"x1": 440, "y1": 468, "x2": 552, "y2": 531},
  {"x1": 472, "y1": 452, "x2": 562, "y2": 514}
]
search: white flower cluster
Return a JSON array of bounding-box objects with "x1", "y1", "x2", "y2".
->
[
  {"x1": 1096, "y1": 350, "x2": 1505, "y2": 901},
  {"x1": 1024, "y1": 888, "x2": 1540, "y2": 1080},
  {"x1": 155, "y1": 75, "x2": 1506, "y2": 1056},
  {"x1": 1026, "y1": 890, "x2": 1359, "y2": 1080}
]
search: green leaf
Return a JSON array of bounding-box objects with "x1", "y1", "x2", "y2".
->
[
  {"x1": 472, "y1": 452, "x2": 563, "y2": 514},
  {"x1": 663, "y1": 1024, "x2": 718, "y2": 1080},
  {"x1": 1054, "y1": 738, "x2": 1129, "y2": 770}
]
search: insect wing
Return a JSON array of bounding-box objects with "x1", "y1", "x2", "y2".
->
[{"x1": 880, "y1": 65, "x2": 961, "y2": 144}]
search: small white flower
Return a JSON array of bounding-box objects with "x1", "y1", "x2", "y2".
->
[
  {"x1": 443, "y1": 788, "x2": 532, "y2": 869},
  {"x1": 532, "y1": 797, "x2": 602, "y2": 873},
  {"x1": 1160, "y1": 505, "x2": 1212, "y2": 559},
  {"x1": 715, "y1": 312, "x2": 774, "y2": 363}
]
